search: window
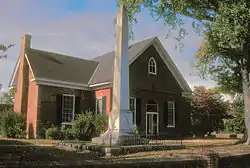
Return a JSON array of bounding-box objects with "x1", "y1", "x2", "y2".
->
[
  {"x1": 96, "y1": 96, "x2": 106, "y2": 115},
  {"x1": 148, "y1": 57, "x2": 157, "y2": 75},
  {"x1": 167, "y1": 100, "x2": 175, "y2": 127},
  {"x1": 62, "y1": 94, "x2": 75, "y2": 123},
  {"x1": 129, "y1": 97, "x2": 136, "y2": 125}
]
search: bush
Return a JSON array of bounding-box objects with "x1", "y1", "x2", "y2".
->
[
  {"x1": 191, "y1": 86, "x2": 230, "y2": 136},
  {"x1": 93, "y1": 114, "x2": 108, "y2": 136},
  {"x1": 72, "y1": 111, "x2": 94, "y2": 140},
  {"x1": 45, "y1": 126, "x2": 61, "y2": 140},
  {"x1": 0, "y1": 109, "x2": 26, "y2": 138},
  {"x1": 36, "y1": 120, "x2": 52, "y2": 139},
  {"x1": 61, "y1": 127, "x2": 75, "y2": 140},
  {"x1": 44, "y1": 110, "x2": 109, "y2": 141},
  {"x1": 133, "y1": 125, "x2": 139, "y2": 135}
]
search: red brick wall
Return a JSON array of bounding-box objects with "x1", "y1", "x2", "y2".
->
[
  {"x1": 95, "y1": 88, "x2": 111, "y2": 115},
  {"x1": 26, "y1": 69, "x2": 38, "y2": 138},
  {"x1": 14, "y1": 35, "x2": 31, "y2": 115},
  {"x1": 13, "y1": 58, "x2": 22, "y2": 113}
]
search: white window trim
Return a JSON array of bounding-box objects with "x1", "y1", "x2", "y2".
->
[
  {"x1": 95, "y1": 96, "x2": 103, "y2": 115},
  {"x1": 148, "y1": 57, "x2": 157, "y2": 75},
  {"x1": 129, "y1": 97, "x2": 136, "y2": 125},
  {"x1": 167, "y1": 100, "x2": 175, "y2": 128},
  {"x1": 62, "y1": 94, "x2": 75, "y2": 124}
]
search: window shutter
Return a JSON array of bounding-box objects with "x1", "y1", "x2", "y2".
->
[
  {"x1": 163, "y1": 102, "x2": 168, "y2": 127},
  {"x1": 75, "y1": 96, "x2": 81, "y2": 116},
  {"x1": 136, "y1": 98, "x2": 141, "y2": 126},
  {"x1": 102, "y1": 96, "x2": 106, "y2": 115},
  {"x1": 56, "y1": 94, "x2": 62, "y2": 125}
]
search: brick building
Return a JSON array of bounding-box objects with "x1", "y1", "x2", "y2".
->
[{"x1": 9, "y1": 34, "x2": 192, "y2": 138}]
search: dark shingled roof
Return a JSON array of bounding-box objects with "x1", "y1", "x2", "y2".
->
[
  {"x1": 24, "y1": 37, "x2": 156, "y2": 86},
  {"x1": 89, "y1": 37, "x2": 156, "y2": 84},
  {"x1": 26, "y1": 48, "x2": 98, "y2": 84}
]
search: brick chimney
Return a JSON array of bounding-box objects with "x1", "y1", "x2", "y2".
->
[{"x1": 14, "y1": 34, "x2": 31, "y2": 115}]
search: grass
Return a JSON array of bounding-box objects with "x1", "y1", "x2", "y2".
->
[
  {"x1": 108, "y1": 139, "x2": 250, "y2": 161},
  {"x1": 1, "y1": 137, "x2": 250, "y2": 166},
  {"x1": 0, "y1": 138, "x2": 102, "y2": 167},
  {"x1": 0, "y1": 137, "x2": 59, "y2": 146}
]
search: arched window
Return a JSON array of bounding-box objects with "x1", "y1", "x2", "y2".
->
[{"x1": 148, "y1": 57, "x2": 157, "y2": 75}]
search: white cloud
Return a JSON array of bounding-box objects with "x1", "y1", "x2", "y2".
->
[{"x1": 0, "y1": 1, "x2": 216, "y2": 92}]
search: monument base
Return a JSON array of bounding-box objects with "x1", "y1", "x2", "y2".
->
[{"x1": 92, "y1": 130, "x2": 149, "y2": 146}]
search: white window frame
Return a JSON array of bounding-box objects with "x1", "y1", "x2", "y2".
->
[
  {"x1": 129, "y1": 97, "x2": 136, "y2": 125},
  {"x1": 167, "y1": 100, "x2": 175, "y2": 128},
  {"x1": 148, "y1": 57, "x2": 157, "y2": 75},
  {"x1": 61, "y1": 94, "x2": 75, "y2": 124},
  {"x1": 95, "y1": 96, "x2": 103, "y2": 115}
]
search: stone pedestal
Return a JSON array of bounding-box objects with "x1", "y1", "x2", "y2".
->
[
  {"x1": 92, "y1": 110, "x2": 148, "y2": 146},
  {"x1": 92, "y1": 131, "x2": 147, "y2": 146}
]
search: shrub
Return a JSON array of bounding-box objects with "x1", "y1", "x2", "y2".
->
[
  {"x1": 61, "y1": 127, "x2": 75, "y2": 140},
  {"x1": 72, "y1": 111, "x2": 94, "y2": 140},
  {"x1": 0, "y1": 109, "x2": 26, "y2": 138},
  {"x1": 44, "y1": 110, "x2": 109, "y2": 141},
  {"x1": 191, "y1": 86, "x2": 231, "y2": 136},
  {"x1": 133, "y1": 125, "x2": 139, "y2": 135},
  {"x1": 36, "y1": 120, "x2": 52, "y2": 139},
  {"x1": 45, "y1": 126, "x2": 61, "y2": 140},
  {"x1": 93, "y1": 114, "x2": 108, "y2": 136}
]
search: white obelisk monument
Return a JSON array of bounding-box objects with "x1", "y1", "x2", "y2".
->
[{"x1": 92, "y1": 4, "x2": 135, "y2": 145}]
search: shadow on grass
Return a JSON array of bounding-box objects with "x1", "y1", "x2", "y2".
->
[
  {"x1": 0, "y1": 139, "x2": 101, "y2": 167},
  {"x1": 0, "y1": 139, "x2": 31, "y2": 145},
  {"x1": 186, "y1": 143, "x2": 237, "y2": 149}
]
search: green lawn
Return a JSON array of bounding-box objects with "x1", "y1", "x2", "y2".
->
[
  {"x1": 0, "y1": 138, "x2": 101, "y2": 167},
  {"x1": 0, "y1": 137, "x2": 248, "y2": 167}
]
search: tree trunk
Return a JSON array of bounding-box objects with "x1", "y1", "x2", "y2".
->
[{"x1": 241, "y1": 42, "x2": 250, "y2": 145}]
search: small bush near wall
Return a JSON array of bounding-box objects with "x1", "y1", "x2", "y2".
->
[
  {"x1": 45, "y1": 126, "x2": 62, "y2": 140},
  {"x1": 0, "y1": 104, "x2": 13, "y2": 112},
  {"x1": 73, "y1": 111, "x2": 94, "y2": 140},
  {"x1": 36, "y1": 120, "x2": 52, "y2": 139},
  {"x1": 93, "y1": 114, "x2": 108, "y2": 136},
  {"x1": 0, "y1": 109, "x2": 26, "y2": 138},
  {"x1": 61, "y1": 127, "x2": 75, "y2": 140},
  {"x1": 45, "y1": 111, "x2": 108, "y2": 140}
]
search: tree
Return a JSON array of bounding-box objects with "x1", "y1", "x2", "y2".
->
[
  {"x1": 194, "y1": 41, "x2": 242, "y2": 95},
  {"x1": 0, "y1": 88, "x2": 15, "y2": 105},
  {"x1": 0, "y1": 44, "x2": 14, "y2": 90},
  {"x1": 0, "y1": 44, "x2": 14, "y2": 59},
  {"x1": 191, "y1": 86, "x2": 230, "y2": 136},
  {"x1": 118, "y1": 0, "x2": 250, "y2": 144},
  {"x1": 225, "y1": 96, "x2": 245, "y2": 134}
]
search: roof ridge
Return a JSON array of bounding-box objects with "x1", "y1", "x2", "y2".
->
[
  {"x1": 28, "y1": 48, "x2": 98, "y2": 63},
  {"x1": 129, "y1": 36, "x2": 157, "y2": 46},
  {"x1": 92, "y1": 36, "x2": 157, "y2": 60}
]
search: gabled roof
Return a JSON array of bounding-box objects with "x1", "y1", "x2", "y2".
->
[
  {"x1": 26, "y1": 48, "x2": 98, "y2": 85},
  {"x1": 90, "y1": 37, "x2": 192, "y2": 92},
  {"x1": 89, "y1": 37, "x2": 155, "y2": 85},
  {"x1": 9, "y1": 36, "x2": 192, "y2": 92}
]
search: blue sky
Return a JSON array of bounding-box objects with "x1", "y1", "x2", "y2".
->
[{"x1": 0, "y1": 0, "x2": 216, "y2": 92}]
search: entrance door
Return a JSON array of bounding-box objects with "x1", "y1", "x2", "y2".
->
[
  {"x1": 146, "y1": 101, "x2": 159, "y2": 136},
  {"x1": 146, "y1": 112, "x2": 158, "y2": 135}
]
